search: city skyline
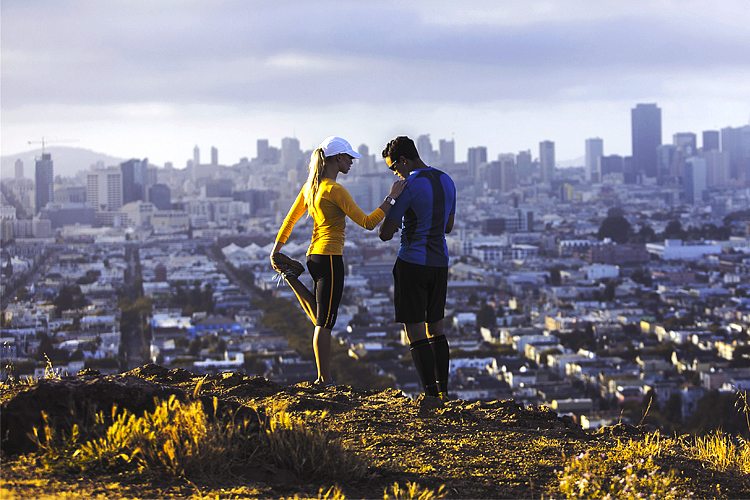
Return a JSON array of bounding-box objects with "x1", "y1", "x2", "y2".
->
[{"x1": 2, "y1": 1, "x2": 749, "y2": 165}]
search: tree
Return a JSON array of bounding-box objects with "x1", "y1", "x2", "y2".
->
[
  {"x1": 663, "y1": 219, "x2": 686, "y2": 240},
  {"x1": 548, "y1": 268, "x2": 562, "y2": 286},
  {"x1": 476, "y1": 303, "x2": 497, "y2": 329},
  {"x1": 53, "y1": 285, "x2": 87, "y2": 316},
  {"x1": 630, "y1": 268, "x2": 653, "y2": 287},
  {"x1": 633, "y1": 224, "x2": 656, "y2": 243},
  {"x1": 603, "y1": 281, "x2": 616, "y2": 302},
  {"x1": 597, "y1": 208, "x2": 632, "y2": 244},
  {"x1": 188, "y1": 338, "x2": 202, "y2": 356}
]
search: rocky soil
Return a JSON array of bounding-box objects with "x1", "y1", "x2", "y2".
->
[{"x1": 2, "y1": 364, "x2": 749, "y2": 498}]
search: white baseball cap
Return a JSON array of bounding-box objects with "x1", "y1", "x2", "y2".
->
[{"x1": 318, "y1": 136, "x2": 362, "y2": 159}]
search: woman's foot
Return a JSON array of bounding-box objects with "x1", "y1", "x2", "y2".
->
[
  {"x1": 271, "y1": 252, "x2": 305, "y2": 278},
  {"x1": 312, "y1": 377, "x2": 335, "y2": 388}
]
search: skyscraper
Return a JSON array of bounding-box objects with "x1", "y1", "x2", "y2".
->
[
  {"x1": 14, "y1": 159, "x2": 24, "y2": 180},
  {"x1": 149, "y1": 184, "x2": 172, "y2": 210},
  {"x1": 702, "y1": 130, "x2": 720, "y2": 152},
  {"x1": 516, "y1": 150, "x2": 533, "y2": 181},
  {"x1": 467, "y1": 146, "x2": 487, "y2": 179},
  {"x1": 585, "y1": 138, "x2": 603, "y2": 183},
  {"x1": 539, "y1": 140, "x2": 555, "y2": 183},
  {"x1": 657, "y1": 144, "x2": 678, "y2": 182},
  {"x1": 281, "y1": 137, "x2": 301, "y2": 167},
  {"x1": 87, "y1": 167, "x2": 123, "y2": 212},
  {"x1": 684, "y1": 157, "x2": 707, "y2": 204},
  {"x1": 256, "y1": 139, "x2": 270, "y2": 163},
  {"x1": 721, "y1": 125, "x2": 750, "y2": 182},
  {"x1": 631, "y1": 103, "x2": 662, "y2": 179},
  {"x1": 673, "y1": 132, "x2": 697, "y2": 155},
  {"x1": 498, "y1": 153, "x2": 517, "y2": 192},
  {"x1": 211, "y1": 146, "x2": 218, "y2": 166},
  {"x1": 416, "y1": 135, "x2": 434, "y2": 164},
  {"x1": 357, "y1": 144, "x2": 372, "y2": 173},
  {"x1": 121, "y1": 158, "x2": 148, "y2": 204},
  {"x1": 438, "y1": 139, "x2": 455, "y2": 166},
  {"x1": 703, "y1": 149, "x2": 730, "y2": 187},
  {"x1": 34, "y1": 153, "x2": 54, "y2": 214},
  {"x1": 193, "y1": 145, "x2": 200, "y2": 167}
]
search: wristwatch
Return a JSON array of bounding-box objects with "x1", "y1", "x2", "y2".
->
[{"x1": 385, "y1": 196, "x2": 396, "y2": 206}]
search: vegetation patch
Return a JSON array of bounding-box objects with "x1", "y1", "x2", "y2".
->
[{"x1": 556, "y1": 432, "x2": 685, "y2": 498}]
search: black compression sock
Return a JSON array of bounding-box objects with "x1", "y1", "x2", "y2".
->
[
  {"x1": 410, "y1": 338, "x2": 439, "y2": 397},
  {"x1": 429, "y1": 334, "x2": 450, "y2": 394}
]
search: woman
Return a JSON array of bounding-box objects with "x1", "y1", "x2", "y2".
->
[{"x1": 270, "y1": 136, "x2": 406, "y2": 385}]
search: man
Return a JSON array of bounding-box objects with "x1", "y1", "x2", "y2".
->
[{"x1": 379, "y1": 136, "x2": 456, "y2": 400}]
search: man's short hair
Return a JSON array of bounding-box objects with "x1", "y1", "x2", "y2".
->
[{"x1": 382, "y1": 136, "x2": 420, "y2": 162}]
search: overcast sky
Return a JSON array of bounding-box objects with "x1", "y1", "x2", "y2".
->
[{"x1": 2, "y1": 0, "x2": 749, "y2": 166}]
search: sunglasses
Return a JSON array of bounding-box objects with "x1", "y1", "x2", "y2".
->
[{"x1": 385, "y1": 156, "x2": 399, "y2": 171}]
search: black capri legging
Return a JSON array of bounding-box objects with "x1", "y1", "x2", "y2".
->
[{"x1": 307, "y1": 254, "x2": 345, "y2": 329}]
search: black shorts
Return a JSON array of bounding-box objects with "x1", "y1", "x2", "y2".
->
[
  {"x1": 392, "y1": 258, "x2": 448, "y2": 324},
  {"x1": 307, "y1": 254, "x2": 345, "y2": 329}
]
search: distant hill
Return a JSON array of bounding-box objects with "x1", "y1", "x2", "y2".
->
[
  {"x1": 557, "y1": 156, "x2": 585, "y2": 168},
  {"x1": 0, "y1": 146, "x2": 130, "y2": 180}
]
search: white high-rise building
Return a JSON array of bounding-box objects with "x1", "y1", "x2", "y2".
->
[
  {"x1": 211, "y1": 146, "x2": 218, "y2": 166},
  {"x1": 87, "y1": 167, "x2": 123, "y2": 211},
  {"x1": 684, "y1": 157, "x2": 707, "y2": 205},
  {"x1": 14, "y1": 159, "x2": 24, "y2": 179},
  {"x1": 438, "y1": 139, "x2": 455, "y2": 166},
  {"x1": 585, "y1": 138, "x2": 603, "y2": 182}
]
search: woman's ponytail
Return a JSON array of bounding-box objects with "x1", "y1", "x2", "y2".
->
[{"x1": 303, "y1": 148, "x2": 326, "y2": 216}]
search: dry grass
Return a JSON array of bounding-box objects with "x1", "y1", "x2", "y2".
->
[
  {"x1": 32, "y1": 394, "x2": 257, "y2": 480},
  {"x1": 260, "y1": 401, "x2": 369, "y2": 481},
  {"x1": 556, "y1": 432, "x2": 682, "y2": 499},
  {"x1": 383, "y1": 482, "x2": 447, "y2": 500},
  {"x1": 29, "y1": 395, "x2": 369, "y2": 487},
  {"x1": 687, "y1": 430, "x2": 750, "y2": 474}
]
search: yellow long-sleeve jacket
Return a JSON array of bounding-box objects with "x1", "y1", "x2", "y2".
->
[{"x1": 275, "y1": 179, "x2": 385, "y2": 255}]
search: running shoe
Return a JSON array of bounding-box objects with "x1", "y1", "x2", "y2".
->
[{"x1": 271, "y1": 252, "x2": 305, "y2": 278}]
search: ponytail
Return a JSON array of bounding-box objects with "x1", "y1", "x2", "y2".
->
[{"x1": 303, "y1": 148, "x2": 326, "y2": 216}]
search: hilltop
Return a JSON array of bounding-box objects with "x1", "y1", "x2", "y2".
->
[
  {"x1": 2, "y1": 365, "x2": 749, "y2": 498},
  {"x1": 0, "y1": 146, "x2": 128, "y2": 179}
]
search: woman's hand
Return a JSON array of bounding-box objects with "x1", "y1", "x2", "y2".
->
[{"x1": 388, "y1": 180, "x2": 407, "y2": 199}]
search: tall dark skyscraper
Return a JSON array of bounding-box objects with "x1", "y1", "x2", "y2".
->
[
  {"x1": 702, "y1": 130, "x2": 720, "y2": 152},
  {"x1": 34, "y1": 153, "x2": 54, "y2": 214},
  {"x1": 631, "y1": 103, "x2": 662, "y2": 179},
  {"x1": 121, "y1": 158, "x2": 149, "y2": 204}
]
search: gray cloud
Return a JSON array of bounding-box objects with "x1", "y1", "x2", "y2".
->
[{"x1": 2, "y1": 1, "x2": 749, "y2": 111}]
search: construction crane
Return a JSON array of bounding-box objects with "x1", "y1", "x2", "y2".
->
[{"x1": 27, "y1": 137, "x2": 79, "y2": 155}]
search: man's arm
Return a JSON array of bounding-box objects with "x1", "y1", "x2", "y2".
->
[
  {"x1": 445, "y1": 213, "x2": 455, "y2": 234},
  {"x1": 379, "y1": 218, "x2": 400, "y2": 241}
]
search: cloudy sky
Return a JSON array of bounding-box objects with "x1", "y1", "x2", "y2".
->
[{"x1": 2, "y1": 0, "x2": 749, "y2": 166}]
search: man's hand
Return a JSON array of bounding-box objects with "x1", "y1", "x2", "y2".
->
[{"x1": 379, "y1": 218, "x2": 400, "y2": 241}]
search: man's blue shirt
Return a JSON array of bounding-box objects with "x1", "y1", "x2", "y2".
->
[{"x1": 385, "y1": 166, "x2": 456, "y2": 267}]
